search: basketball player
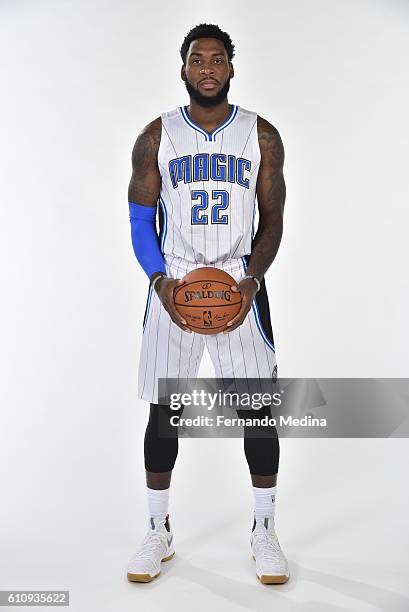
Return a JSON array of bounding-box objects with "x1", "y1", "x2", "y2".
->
[{"x1": 127, "y1": 24, "x2": 289, "y2": 584}]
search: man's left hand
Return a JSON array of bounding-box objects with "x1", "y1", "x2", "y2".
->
[{"x1": 224, "y1": 277, "x2": 259, "y2": 333}]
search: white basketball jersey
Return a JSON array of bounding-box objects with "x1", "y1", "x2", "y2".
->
[{"x1": 157, "y1": 104, "x2": 261, "y2": 264}]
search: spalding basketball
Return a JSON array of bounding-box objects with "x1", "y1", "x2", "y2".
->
[{"x1": 174, "y1": 267, "x2": 242, "y2": 335}]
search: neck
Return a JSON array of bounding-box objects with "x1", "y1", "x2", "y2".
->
[{"x1": 187, "y1": 99, "x2": 231, "y2": 125}]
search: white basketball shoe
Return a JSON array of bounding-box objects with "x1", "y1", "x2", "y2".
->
[
  {"x1": 127, "y1": 515, "x2": 175, "y2": 583},
  {"x1": 251, "y1": 517, "x2": 290, "y2": 584}
]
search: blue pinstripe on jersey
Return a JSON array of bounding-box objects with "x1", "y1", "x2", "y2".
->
[
  {"x1": 159, "y1": 197, "x2": 168, "y2": 252},
  {"x1": 143, "y1": 284, "x2": 154, "y2": 331}
]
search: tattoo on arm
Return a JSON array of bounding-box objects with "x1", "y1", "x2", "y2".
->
[
  {"x1": 245, "y1": 116, "x2": 286, "y2": 281},
  {"x1": 128, "y1": 117, "x2": 162, "y2": 205}
]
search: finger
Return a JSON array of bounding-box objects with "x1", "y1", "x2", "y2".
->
[
  {"x1": 224, "y1": 314, "x2": 248, "y2": 333},
  {"x1": 227, "y1": 295, "x2": 252, "y2": 324},
  {"x1": 228, "y1": 286, "x2": 250, "y2": 325},
  {"x1": 164, "y1": 302, "x2": 188, "y2": 326},
  {"x1": 169, "y1": 278, "x2": 186, "y2": 298},
  {"x1": 224, "y1": 316, "x2": 244, "y2": 333},
  {"x1": 168, "y1": 311, "x2": 191, "y2": 332},
  {"x1": 231, "y1": 284, "x2": 240, "y2": 292},
  {"x1": 168, "y1": 283, "x2": 185, "y2": 301},
  {"x1": 174, "y1": 321, "x2": 192, "y2": 334},
  {"x1": 164, "y1": 303, "x2": 191, "y2": 332},
  {"x1": 224, "y1": 304, "x2": 251, "y2": 332},
  {"x1": 173, "y1": 319, "x2": 192, "y2": 332},
  {"x1": 169, "y1": 304, "x2": 187, "y2": 326}
]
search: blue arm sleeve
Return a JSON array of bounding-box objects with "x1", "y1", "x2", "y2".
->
[{"x1": 129, "y1": 202, "x2": 167, "y2": 279}]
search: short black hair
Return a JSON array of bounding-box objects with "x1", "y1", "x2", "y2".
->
[{"x1": 180, "y1": 23, "x2": 235, "y2": 64}]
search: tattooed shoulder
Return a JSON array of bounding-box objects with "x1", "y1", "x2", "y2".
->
[
  {"x1": 128, "y1": 117, "x2": 162, "y2": 204},
  {"x1": 257, "y1": 116, "x2": 284, "y2": 168},
  {"x1": 131, "y1": 117, "x2": 162, "y2": 172}
]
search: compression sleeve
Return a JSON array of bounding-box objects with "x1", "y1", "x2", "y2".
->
[{"x1": 129, "y1": 202, "x2": 167, "y2": 279}]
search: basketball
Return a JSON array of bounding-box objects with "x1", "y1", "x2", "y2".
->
[{"x1": 173, "y1": 267, "x2": 242, "y2": 334}]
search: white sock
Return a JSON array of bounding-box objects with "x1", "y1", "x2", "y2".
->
[
  {"x1": 253, "y1": 486, "x2": 277, "y2": 524},
  {"x1": 147, "y1": 487, "x2": 169, "y2": 527}
]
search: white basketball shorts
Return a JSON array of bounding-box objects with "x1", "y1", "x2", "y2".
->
[{"x1": 138, "y1": 255, "x2": 277, "y2": 404}]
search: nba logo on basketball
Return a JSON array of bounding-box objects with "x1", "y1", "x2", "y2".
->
[{"x1": 203, "y1": 310, "x2": 212, "y2": 327}]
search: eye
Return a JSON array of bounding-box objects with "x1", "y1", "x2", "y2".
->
[
  {"x1": 214, "y1": 58, "x2": 224, "y2": 64},
  {"x1": 192, "y1": 59, "x2": 201, "y2": 64}
]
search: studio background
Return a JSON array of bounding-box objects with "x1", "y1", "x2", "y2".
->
[{"x1": 1, "y1": 1, "x2": 408, "y2": 610}]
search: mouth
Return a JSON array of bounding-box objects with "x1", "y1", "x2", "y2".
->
[{"x1": 199, "y1": 79, "x2": 219, "y2": 91}]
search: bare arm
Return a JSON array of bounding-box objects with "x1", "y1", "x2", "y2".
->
[
  {"x1": 246, "y1": 116, "x2": 286, "y2": 280},
  {"x1": 128, "y1": 117, "x2": 162, "y2": 205},
  {"x1": 225, "y1": 116, "x2": 285, "y2": 332},
  {"x1": 128, "y1": 117, "x2": 190, "y2": 332}
]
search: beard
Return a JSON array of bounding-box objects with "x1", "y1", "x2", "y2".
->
[{"x1": 184, "y1": 77, "x2": 231, "y2": 108}]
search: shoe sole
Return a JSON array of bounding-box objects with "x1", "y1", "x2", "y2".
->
[
  {"x1": 127, "y1": 551, "x2": 175, "y2": 583},
  {"x1": 252, "y1": 555, "x2": 289, "y2": 584}
]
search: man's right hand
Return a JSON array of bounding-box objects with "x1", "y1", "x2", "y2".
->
[{"x1": 154, "y1": 276, "x2": 191, "y2": 333}]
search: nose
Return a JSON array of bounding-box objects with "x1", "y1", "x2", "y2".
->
[{"x1": 199, "y1": 64, "x2": 214, "y2": 75}]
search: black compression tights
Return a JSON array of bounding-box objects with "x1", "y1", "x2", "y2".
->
[{"x1": 144, "y1": 403, "x2": 280, "y2": 476}]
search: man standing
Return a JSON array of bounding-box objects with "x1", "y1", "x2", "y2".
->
[{"x1": 127, "y1": 23, "x2": 289, "y2": 584}]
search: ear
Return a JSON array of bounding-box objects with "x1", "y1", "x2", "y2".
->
[
  {"x1": 229, "y1": 63, "x2": 234, "y2": 79},
  {"x1": 181, "y1": 65, "x2": 186, "y2": 82}
]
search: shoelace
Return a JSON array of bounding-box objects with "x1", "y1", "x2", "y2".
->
[
  {"x1": 253, "y1": 530, "x2": 283, "y2": 563},
  {"x1": 132, "y1": 532, "x2": 166, "y2": 561}
]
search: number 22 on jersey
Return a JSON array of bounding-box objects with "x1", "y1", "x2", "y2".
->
[{"x1": 191, "y1": 190, "x2": 229, "y2": 225}]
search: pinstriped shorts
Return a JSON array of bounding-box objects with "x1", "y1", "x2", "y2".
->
[{"x1": 138, "y1": 255, "x2": 277, "y2": 404}]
